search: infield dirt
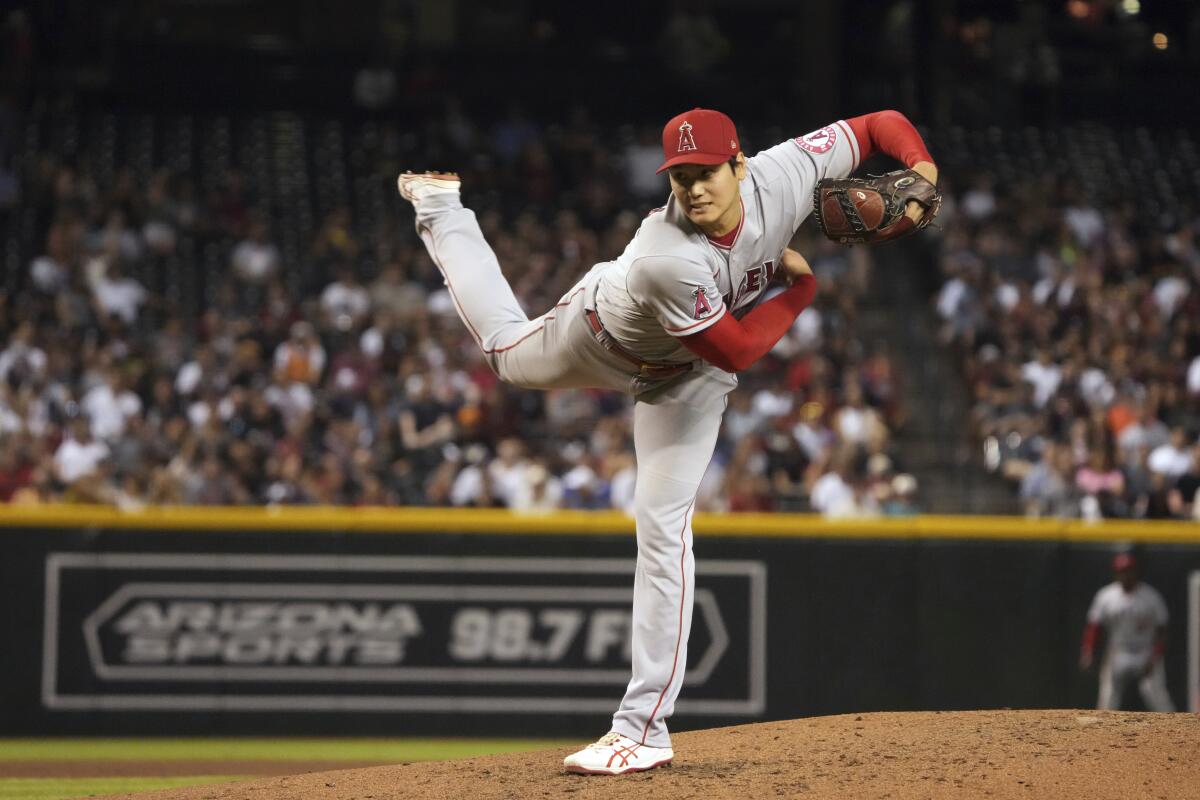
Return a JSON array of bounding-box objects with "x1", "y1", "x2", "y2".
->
[{"x1": 94, "y1": 709, "x2": 1199, "y2": 800}]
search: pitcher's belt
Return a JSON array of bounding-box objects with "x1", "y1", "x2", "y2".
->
[{"x1": 584, "y1": 309, "x2": 695, "y2": 379}]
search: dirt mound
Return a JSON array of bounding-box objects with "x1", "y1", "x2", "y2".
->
[{"x1": 97, "y1": 710, "x2": 1200, "y2": 800}]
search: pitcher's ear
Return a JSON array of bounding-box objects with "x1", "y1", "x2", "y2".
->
[{"x1": 730, "y1": 152, "x2": 746, "y2": 177}]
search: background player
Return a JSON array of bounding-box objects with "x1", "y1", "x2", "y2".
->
[
  {"x1": 1080, "y1": 552, "x2": 1175, "y2": 711},
  {"x1": 399, "y1": 106, "x2": 937, "y2": 774}
]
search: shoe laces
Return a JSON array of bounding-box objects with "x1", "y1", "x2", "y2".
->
[{"x1": 592, "y1": 732, "x2": 625, "y2": 748}]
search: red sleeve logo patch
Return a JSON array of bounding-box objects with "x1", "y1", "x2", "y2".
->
[
  {"x1": 692, "y1": 287, "x2": 714, "y2": 319},
  {"x1": 796, "y1": 126, "x2": 837, "y2": 154}
]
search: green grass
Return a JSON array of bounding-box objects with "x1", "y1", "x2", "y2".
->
[
  {"x1": 0, "y1": 738, "x2": 571, "y2": 799},
  {"x1": 0, "y1": 738, "x2": 569, "y2": 762},
  {"x1": 0, "y1": 776, "x2": 243, "y2": 800}
]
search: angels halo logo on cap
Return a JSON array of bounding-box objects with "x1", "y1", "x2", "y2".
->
[
  {"x1": 658, "y1": 108, "x2": 741, "y2": 174},
  {"x1": 677, "y1": 121, "x2": 697, "y2": 153}
]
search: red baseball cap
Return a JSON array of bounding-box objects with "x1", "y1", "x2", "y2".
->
[
  {"x1": 1113, "y1": 553, "x2": 1136, "y2": 572},
  {"x1": 656, "y1": 108, "x2": 741, "y2": 174}
]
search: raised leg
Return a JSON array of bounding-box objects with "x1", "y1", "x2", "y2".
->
[
  {"x1": 404, "y1": 177, "x2": 613, "y2": 390},
  {"x1": 409, "y1": 188, "x2": 534, "y2": 355}
]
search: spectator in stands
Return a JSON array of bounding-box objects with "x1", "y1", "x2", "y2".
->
[
  {"x1": 1075, "y1": 446, "x2": 1126, "y2": 519},
  {"x1": 175, "y1": 344, "x2": 218, "y2": 398},
  {"x1": 370, "y1": 262, "x2": 426, "y2": 318},
  {"x1": 1116, "y1": 403, "x2": 1170, "y2": 468},
  {"x1": 9, "y1": 462, "x2": 52, "y2": 505},
  {"x1": 313, "y1": 207, "x2": 361, "y2": 262},
  {"x1": 82, "y1": 366, "x2": 141, "y2": 442},
  {"x1": 883, "y1": 473, "x2": 920, "y2": 516},
  {"x1": 1021, "y1": 348, "x2": 1062, "y2": 409},
  {"x1": 1149, "y1": 427, "x2": 1194, "y2": 479},
  {"x1": 273, "y1": 321, "x2": 325, "y2": 387},
  {"x1": 325, "y1": 339, "x2": 376, "y2": 400},
  {"x1": 320, "y1": 262, "x2": 371, "y2": 333},
  {"x1": 1188, "y1": 351, "x2": 1200, "y2": 397},
  {"x1": 810, "y1": 449, "x2": 859, "y2": 518},
  {"x1": 1168, "y1": 446, "x2": 1200, "y2": 520},
  {"x1": 509, "y1": 461, "x2": 562, "y2": 512},
  {"x1": 487, "y1": 437, "x2": 529, "y2": 508},
  {"x1": 0, "y1": 438, "x2": 30, "y2": 500},
  {"x1": 231, "y1": 217, "x2": 281, "y2": 285},
  {"x1": 1020, "y1": 442, "x2": 1077, "y2": 518},
  {"x1": 88, "y1": 258, "x2": 147, "y2": 326},
  {"x1": 833, "y1": 382, "x2": 886, "y2": 447},
  {"x1": 53, "y1": 417, "x2": 109, "y2": 497},
  {"x1": 398, "y1": 374, "x2": 456, "y2": 470},
  {"x1": 0, "y1": 321, "x2": 46, "y2": 385},
  {"x1": 141, "y1": 170, "x2": 181, "y2": 256},
  {"x1": 353, "y1": 54, "x2": 397, "y2": 112}
]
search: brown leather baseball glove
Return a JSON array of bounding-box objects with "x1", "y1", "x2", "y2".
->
[{"x1": 812, "y1": 169, "x2": 941, "y2": 244}]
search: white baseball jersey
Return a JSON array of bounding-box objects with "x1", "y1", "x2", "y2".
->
[
  {"x1": 1087, "y1": 580, "x2": 1175, "y2": 711},
  {"x1": 1087, "y1": 582, "x2": 1168, "y2": 657},
  {"x1": 594, "y1": 121, "x2": 861, "y2": 363}
]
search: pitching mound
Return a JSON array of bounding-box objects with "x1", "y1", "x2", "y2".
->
[{"x1": 98, "y1": 710, "x2": 1198, "y2": 800}]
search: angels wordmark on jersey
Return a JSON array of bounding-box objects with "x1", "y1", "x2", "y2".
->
[{"x1": 728, "y1": 260, "x2": 777, "y2": 311}]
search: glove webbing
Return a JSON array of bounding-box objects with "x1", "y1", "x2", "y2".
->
[{"x1": 834, "y1": 190, "x2": 868, "y2": 234}]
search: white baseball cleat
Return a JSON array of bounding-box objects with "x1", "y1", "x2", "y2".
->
[
  {"x1": 562, "y1": 732, "x2": 673, "y2": 775},
  {"x1": 396, "y1": 171, "x2": 460, "y2": 204}
]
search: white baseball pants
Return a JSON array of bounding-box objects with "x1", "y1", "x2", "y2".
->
[
  {"x1": 1097, "y1": 656, "x2": 1175, "y2": 712},
  {"x1": 414, "y1": 193, "x2": 734, "y2": 747}
]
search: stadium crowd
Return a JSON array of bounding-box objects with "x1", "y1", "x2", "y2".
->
[
  {"x1": 0, "y1": 106, "x2": 914, "y2": 515},
  {"x1": 933, "y1": 128, "x2": 1200, "y2": 520}
]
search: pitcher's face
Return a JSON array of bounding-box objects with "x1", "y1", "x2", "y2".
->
[{"x1": 668, "y1": 154, "x2": 746, "y2": 235}]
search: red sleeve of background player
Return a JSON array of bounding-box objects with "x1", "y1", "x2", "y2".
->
[
  {"x1": 1152, "y1": 630, "x2": 1167, "y2": 662},
  {"x1": 679, "y1": 275, "x2": 817, "y2": 372},
  {"x1": 1080, "y1": 622, "x2": 1099, "y2": 658},
  {"x1": 845, "y1": 110, "x2": 933, "y2": 169}
]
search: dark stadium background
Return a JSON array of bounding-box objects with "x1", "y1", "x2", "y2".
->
[
  {"x1": 1, "y1": 0, "x2": 1199, "y2": 743},
  {"x1": 9, "y1": 0, "x2": 1197, "y2": 122}
]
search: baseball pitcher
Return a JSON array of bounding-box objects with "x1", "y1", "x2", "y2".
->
[{"x1": 398, "y1": 107, "x2": 938, "y2": 774}]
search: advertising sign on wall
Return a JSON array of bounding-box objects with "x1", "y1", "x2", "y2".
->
[
  {"x1": 43, "y1": 552, "x2": 766, "y2": 716},
  {"x1": 2, "y1": 509, "x2": 1197, "y2": 736}
]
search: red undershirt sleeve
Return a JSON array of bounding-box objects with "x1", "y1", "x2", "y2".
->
[
  {"x1": 844, "y1": 110, "x2": 933, "y2": 169},
  {"x1": 678, "y1": 275, "x2": 817, "y2": 372}
]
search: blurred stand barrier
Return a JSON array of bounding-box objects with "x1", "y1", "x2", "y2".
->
[{"x1": 1, "y1": 506, "x2": 1198, "y2": 736}]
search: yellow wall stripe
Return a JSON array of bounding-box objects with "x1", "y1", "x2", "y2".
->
[{"x1": 0, "y1": 504, "x2": 1198, "y2": 543}]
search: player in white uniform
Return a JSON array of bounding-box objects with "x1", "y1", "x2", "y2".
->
[
  {"x1": 398, "y1": 107, "x2": 937, "y2": 774},
  {"x1": 1079, "y1": 552, "x2": 1175, "y2": 711}
]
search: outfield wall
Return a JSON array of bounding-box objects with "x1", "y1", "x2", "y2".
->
[{"x1": 1, "y1": 506, "x2": 1198, "y2": 736}]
